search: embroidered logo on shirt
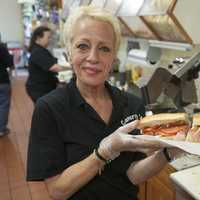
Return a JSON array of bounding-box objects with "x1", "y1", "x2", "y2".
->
[{"x1": 121, "y1": 114, "x2": 143, "y2": 126}]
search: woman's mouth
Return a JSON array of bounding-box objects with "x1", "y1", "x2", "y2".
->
[{"x1": 83, "y1": 67, "x2": 101, "y2": 75}]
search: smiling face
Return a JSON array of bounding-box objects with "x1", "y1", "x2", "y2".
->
[{"x1": 70, "y1": 17, "x2": 116, "y2": 88}]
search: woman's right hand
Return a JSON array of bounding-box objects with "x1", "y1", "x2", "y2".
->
[{"x1": 98, "y1": 120, "x2": 165, "y2": 160}]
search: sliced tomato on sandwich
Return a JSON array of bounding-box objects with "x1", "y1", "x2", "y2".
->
[{"x1": 155, "y1": 124, "x2": 189, "y2": 136}]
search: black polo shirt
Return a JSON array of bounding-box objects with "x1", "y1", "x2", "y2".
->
[
  {"x1": 0, "y1": 43, "x2": 13, "y2": 84},
  {"x1": 27, "y1": 78, "x2": 146, "y2": 200},
  {"x1": 26, "y1": 44, "x2": 58, "y2": 98}
]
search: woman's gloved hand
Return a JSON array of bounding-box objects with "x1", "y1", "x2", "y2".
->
[{"x1": 98, "y1": 120, "x2": 164, "y2": 161}]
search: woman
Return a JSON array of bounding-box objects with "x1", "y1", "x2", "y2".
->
[
  {"x1": 26, "y1": 26, "x2": 66, "y2": 103},
  {"x1": 0, "y1": 41, "x2": 14, "y2": 136},
  {"x1": 27, "y1": 6, "x2": 181, "y2": 200}
]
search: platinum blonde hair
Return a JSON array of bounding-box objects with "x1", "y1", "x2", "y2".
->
[{"x1": 63, "y1": 5, "x2": 121, "y2": 59}]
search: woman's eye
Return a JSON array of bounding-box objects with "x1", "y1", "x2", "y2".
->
[
  {"x1": 99, "y1": 46, "x2": 111, "y2": 52},
  {"x1": 77, "y1": 43, "x2": 89, "y2": 50}
]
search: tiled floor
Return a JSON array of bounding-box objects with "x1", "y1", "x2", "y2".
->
[{"x1": 0, "y1": 77, "x2": 51, "y2": 200}]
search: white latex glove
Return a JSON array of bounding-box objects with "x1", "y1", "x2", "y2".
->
[
  {"x1": 137, "y1": 148, "x2": 160, "y2": 156},
  {"x1": 98, "y1": 120, "x2": 165, "y2": 161},
  {"x1": 174, "y1": 131, "x2": 187, "y2": 141}
]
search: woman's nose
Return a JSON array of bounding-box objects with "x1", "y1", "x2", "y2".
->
[{"x1": 86, "y1": 48, "x2": 99, "y2": 62}]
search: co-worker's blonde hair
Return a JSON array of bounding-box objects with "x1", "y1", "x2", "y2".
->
[{"x1": 63, "y1": 5, "x2": 121, "y2": 59}]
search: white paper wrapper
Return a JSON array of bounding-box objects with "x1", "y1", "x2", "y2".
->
[{"x1": 133, "y1": 135, "x2": 200, "y2": 156}]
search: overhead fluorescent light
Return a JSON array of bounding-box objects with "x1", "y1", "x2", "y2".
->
[
  {"x1": 17, "y1": 0, "x2": 35, "y2": 4},
  {"x1": 104, "y1": 0, "x2": 123, "y2": 15},
  {"x1": 149, "y1": 40, "x2": 193, "y2": 51},
  {"x1": 118, "y1": 0, "x2": 144, "y2": 16},
  {"x1": 90, "y1": 0, "x2": 106, "y2": 7}
]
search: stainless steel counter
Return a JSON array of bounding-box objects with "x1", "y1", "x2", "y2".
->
[{"x1": 170, "y1": 165, "x2": 200, "y2": 200}]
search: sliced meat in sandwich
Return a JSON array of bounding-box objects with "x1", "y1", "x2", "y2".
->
[{"x1": 138, "y1": 113, "x2": 189, "y2": 137}]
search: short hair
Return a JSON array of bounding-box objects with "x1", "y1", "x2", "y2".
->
[
  {"x1": 63, "y1": 6, "x2": 121, "y2": 59},
  {"x1": 28, "y1": 26, "x2": 51, "y2": 52}
]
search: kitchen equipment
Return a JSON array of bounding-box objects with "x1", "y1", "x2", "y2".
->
[{"x1": 136, "y1": 52, "x2": 200, "y2": 113}]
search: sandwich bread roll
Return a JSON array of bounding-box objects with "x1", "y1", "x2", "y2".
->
[{"x1": 139, "y1": 113, "x2": 189, "y2": 137}]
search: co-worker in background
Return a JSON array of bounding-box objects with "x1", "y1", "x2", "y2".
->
[
  {"x1": 27, "y1": 6, "x2": 183, "y2": 200},
  {"x1": 0, "y1": 38, "x2": 14, "y2": 136},
  {"x1": 26, "y1": 26, "x2": 67, "y2": 104}
]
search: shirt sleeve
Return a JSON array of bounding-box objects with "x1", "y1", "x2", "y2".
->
[
  {"x1": 26, "y1": 99, "x2": 66, "y2": 181},
  {"x1": 0, "y1": 45, "x2": 14, "y2": 68},
  {"x1": 31, "y1": 48, "x2": 57, "y2": 72}
]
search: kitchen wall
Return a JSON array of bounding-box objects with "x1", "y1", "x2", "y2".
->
[
  {"x1": 0, "y1": 0, "x2": 23, "y2": 43},
  {"x1": 175, "y1": 0, "x2": 200, "y2": 44}
]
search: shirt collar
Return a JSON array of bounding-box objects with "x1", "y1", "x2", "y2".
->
[
  {"x1": 67, "y1": 78, "x2": 85, "y2": 108},
  {"x1": 105, "y1": 81, "x2": 128, "y2": 108},
  {"x1": 67, "y1": 78, "x2": 128, "y2": 109}
]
